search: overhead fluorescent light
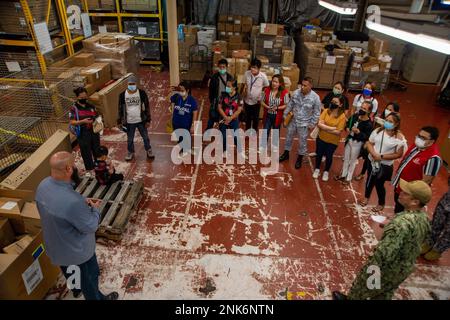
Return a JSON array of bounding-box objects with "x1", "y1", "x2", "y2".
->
[
  {"x1": 366, "y1": 19, "x2": 450, "y2": 55},
  {"x1": 318, "y1": 0, "x2": 358, "y2": 15},
  {"x1": 443, "y1": 0, "x2": 450, "y2": 5}
]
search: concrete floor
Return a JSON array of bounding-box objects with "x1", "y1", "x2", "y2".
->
[{"x1": 48, "y1": 69, "x2": 450, "y2": 300}]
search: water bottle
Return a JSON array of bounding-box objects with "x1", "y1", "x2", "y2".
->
[{"x1": 177, "y1": 24, "x2": 184, "y2": 41}]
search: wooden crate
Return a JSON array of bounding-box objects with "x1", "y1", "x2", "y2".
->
[{"x1": 76, "y1": 177, "x2": 144, "y2": 240}]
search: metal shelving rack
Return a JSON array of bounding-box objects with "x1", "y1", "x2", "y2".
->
[
  {"x1": 0, "y1": 0, "x2": 87, "y2": 80},
  {"x1": 83, "y1": 0, "x2": 164, "y2": 65}
]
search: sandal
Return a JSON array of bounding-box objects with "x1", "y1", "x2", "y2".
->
[
  {"x1": 334, "y1": 175, "x2": 344, "y2": 181},
  {"x1": 340, "y1": 180, "x2": 350, "y2": 186},
  {"x1": 372, "y1": 205, "x2": 384, "y2": 212},
  {"x1": 358, "y1": 198, "x2": 368, "y2": 207},
  {"x1": 354, "y1": 174, "x2": 364, "y2": 181}
]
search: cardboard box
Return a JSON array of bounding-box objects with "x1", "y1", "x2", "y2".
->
[
  {"x1": 260, "y1": 23, "x2": 277, "y2": 36},
  {"x1": 229, "y1": 35, "x2": 243, "y2": 44},
  {"x1": 0, "y1": 230, "x2": 60, "y2": 300},
  {"x1": 226, "y1": 23, "x2": 234, "y2": 32},
  {"x1": 282, "y1": 64, "x2": 300, "y2": 87},
  {"x1": 228, "y1": 43, "x2": 242, "y2": 52},
  {"x1": 319, "y1": 70, "x2": 335, "y2": 87},
  {"x1": 218, "y1": 15, "x2": 227, "y2": 22},
  {"x1": 235, "y1": 58, "x2": 249, "y2": 76},
  {"x1": 212, "y1": 40, "x2": 227, "y2": 55},
  {"x1": 0, "y1": 198, "x2": 25, "y2": 218},
  {"x1": 282, "y1": 49, "x2": 294, "y2": 65},
  {"x1": 90, "y1": 73, "x2": 134, "y2": 128},
  {"x1": 308, "y1": 56, "x2": 322, "y2": 68},
  {"x1": 369, "y1": 37, "x2": 389, "y2": 56},
  {"x1": 3, "y1": 235, "x2": 33, "y2": 255},
  {"x1": 257, "y1": 55, "x2": 270, "y2": 65},
  {"x1": 80, "y1": 62, "x2": 112, "y2": 90},
  {"x1": 226, "y1": 58, "x2": 236, "y2": 77},
  {"x1": 362, "y1": 61, "x2": 380, "y2": 72},
  {"x1": 240, "y1": 42, "x2": 250, "y2": 50},
  {"x1": 217, "y1": 22, "x2": 226, "y2": 32},
  {"x1": 232, "y1": 50, "x2": 252, "y2": 61},
  {"x1": 333, "y1": 71, "x2": 346, "y2": 83},
  {"x1": 241, "y1": 16, "x2": 253, "y2": 33},
  {"x1": 0, "y1": 130, "x2": 71, "y2": 192},
  {"x1": 0, "y1": 218, "x2": 15, "y2": 249},
  {"x1": 233, "y1": 24, "x2": 241, "y2": 32},
  {"x1": 440, "y1": 129, "x2": 450, "y2": 166},
  {"x1": 72, "y1": 53, "x2": 95, "y2": 67},
  {"x1": 20, "y1": 202, "x2": 41, "y2": 235},
  {"x1": 213, "y1": 52, "x2": 226, "y2": 68}
]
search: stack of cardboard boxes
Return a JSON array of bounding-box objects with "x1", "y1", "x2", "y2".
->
[
  {"x1": 250, "y1": 23, "x2": 294, "y2": 65},
  {"x1": 55, "y1": 52, "x2": 112, "y2": 96},
  {"x1": 178, "y1": 25, "x2": 198, "y2": 71},
  {"x1": 123, "y1": 21, "x2": 160, "y2": 38},
  {"x1": 121, "y1": 0, "x2": 158, "y2": 11},
  {"x1": 91, "y1": 18, "x2": 120, "y2": 34},
  {"x1": 217, "y1": 15, "x2": 253, "y2": 51},
  {"x1": 0, "y1": 130, "x2": 71, "y2": 300},
  {"x1": 301, "y1": 42, "x2": 351, "y2": 89},
  {"x1": 348, "y1": 37, "x2": 391, "y2": 91},
  {"x1": 81, "y1": 33, "x2": 140, "y2": 79},
  {"x1": 301, "y1": 25, "x2": 334, "y2": 43}
]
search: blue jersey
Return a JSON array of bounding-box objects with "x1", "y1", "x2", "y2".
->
[{"x1": 171, "y1": 94, "x2": 198, "y2": 129}]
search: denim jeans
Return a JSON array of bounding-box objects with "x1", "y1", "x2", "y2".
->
[
  {"x1": 126, "y1": 122, "x2": 151, "y2": 153},
  {"x1": 78, "y1": 127, "x2": 100, "y2": 171},
  {"x1": 261, "y1": 114, "x2": 279, "y2": 149},
  {"x1": 60, "y1": 254, "x2": 105, "y2": 300},
  {"x1": 219, "y1": 120, "x2": 241, "y2": 152}
]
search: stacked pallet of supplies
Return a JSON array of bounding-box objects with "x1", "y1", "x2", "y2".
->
[
  {"x1": 81, "y1": 33, "x2": 140, "y2": 79},
  {"x1": 91, "y1": 17, "x2": 120, "y2": 33},
  {"x1": 217, "y1": 15, "x2": 253, "y2": 52},
  {"x1": 250, "y1": 23, "x2": 295, "y2": 65},
  {"x1": 347, "y1": 37, "x2": 391, "y2": 91},
  {"x1": 301, "y1": 42, "x2": 352, "y2": 89},
  {"x1": 121, "y1": 0, "x2": 158, "y2": 11},
  {"x1": 123, "y1": 21, "x2": 160, "y2": 38}
]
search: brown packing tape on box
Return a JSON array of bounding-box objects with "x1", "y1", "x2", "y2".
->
[
  {"x1": 0, "y1": 130, "x2": 71, "y2": 192},
  {"x1": 0, "y1": 230, "x2": 60, "y2": 299}
]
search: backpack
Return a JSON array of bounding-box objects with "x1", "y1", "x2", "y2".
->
[{"x1": 69, "y1": 106, "x2": 81, "y2": 138}]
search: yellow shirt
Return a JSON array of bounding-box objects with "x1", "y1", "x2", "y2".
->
[{"x1": 318, "y1": 110, "x2": 346, "y2": 145}]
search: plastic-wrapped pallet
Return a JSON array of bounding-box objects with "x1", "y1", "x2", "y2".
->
[{"x1": 81, "y1": 33, "x2": 143, "y2": 79}]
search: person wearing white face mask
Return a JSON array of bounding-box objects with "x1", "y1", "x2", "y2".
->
[
  {"x1": 380, "y1": 102, "x2": 400, "y2": 121},
  {"x1": 358, "y1": 113, "x2": 406, "y2": 213},
  {"x1": 392, "y1": 126, "x2": 442, "y2": 214},
  {"x1": 118, "y1": 74, "x2": 154, "y2": 161}
]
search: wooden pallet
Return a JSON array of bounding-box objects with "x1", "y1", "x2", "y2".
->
[{"x1": 76, "y1": 177, "x2": 144, "y2": 240}]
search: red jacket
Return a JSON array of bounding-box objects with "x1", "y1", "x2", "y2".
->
[
  {"x1": 393, "y1": 143, "x2": 441, "y2": 193},
  {"x1": 262, "y1": 87, "x2": 289, "y2": 128}
]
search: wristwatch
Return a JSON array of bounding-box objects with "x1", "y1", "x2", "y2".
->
[{"x1": 381, "y1": 154, "x2": 384, "y2": 159}]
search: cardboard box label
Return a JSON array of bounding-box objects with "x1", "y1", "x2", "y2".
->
[
  {"x1": 1, "y1": 201, "x2": 18, "y2": 211},
  {"x1": 99, "y1": 25, "x2": 107, "y2": 33},
  {"x1": 5, "y1": 61, "x2": 21, "y2": 72},
  {"x1": 264, "y1": 41, "x2": 273, "y2": 49},
  {"x1": 138, "y1": 27, "x2": 147, "y2": 35},
  {"x1": 326, "y1": 56, "x2": 336, "y2": 64},
  {"x1": 22, "y1": 259, "x2": 43, "y2": 295}
]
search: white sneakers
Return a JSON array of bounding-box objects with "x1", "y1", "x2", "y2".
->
[
  {"x1": 313, "y1": 169, "x2": 320, "y2": 179},
  {"x1": 313, "y1": 169, "x2": 329, "y2": 182}
]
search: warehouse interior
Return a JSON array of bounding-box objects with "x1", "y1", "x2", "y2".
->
[{"x1": 0, "y1": 0, "x2": 449, "y2": 301}]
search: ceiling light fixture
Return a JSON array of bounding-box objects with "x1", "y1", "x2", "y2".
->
[
  {"x1": 318, "y1": 0, "x2": 358, "y2": 15},
  {"x1": 366, "y1": 19, "x2": 450, "y2": 55}
]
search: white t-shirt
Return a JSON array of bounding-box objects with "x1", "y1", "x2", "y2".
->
[
  {"x1": 125, "y1": 90, "x2": 142, "y2": 124},
  {"x1": 244, "y1": 70, "x2": 269, "y2": 105},
  {"x1": 368, "y1": 129, "x2": 407, "y2": 165},
  {"x1": 353, "y1": 94, "x2": 378, "y2": 114}
]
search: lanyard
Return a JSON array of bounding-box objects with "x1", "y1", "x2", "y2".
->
[{"x1": 249, "y1": 75, "x2": 258, "y2": 92}]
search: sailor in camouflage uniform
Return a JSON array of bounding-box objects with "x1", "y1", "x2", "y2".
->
[{"x1": 333, "y1": 179, "x2": 432, "y2": 300}]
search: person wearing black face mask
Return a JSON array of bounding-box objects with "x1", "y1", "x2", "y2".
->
[
  {"x1": 69, "y1": 87, "x2": 100, "y2": 177},
  {"x1": 335, "y1": 102, "x2": 373, "y2": 184}
]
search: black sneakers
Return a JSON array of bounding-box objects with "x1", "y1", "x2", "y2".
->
[
  {"x1": 332, "y1": 291, "x2": 348, "y2": 300},
  {"x1": 104, "y1": 291, "x2": 119, "y2": 300},
  {"x1": 279, "y1": 150, "x2": 289, "y2": 162},
  {"x1": 295, "y1": 155, "x2": 303, "y2": 169}
]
